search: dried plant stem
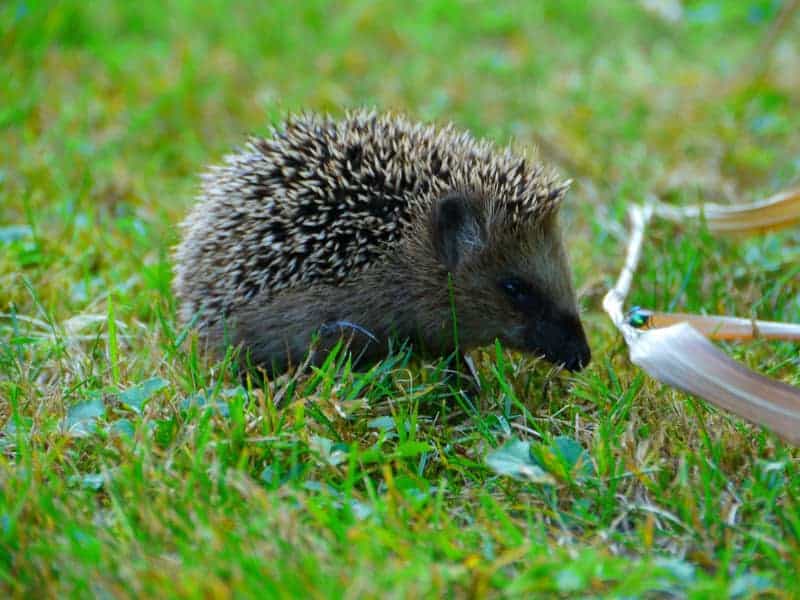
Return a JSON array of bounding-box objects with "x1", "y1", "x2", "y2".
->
[
  {"x1": 602, "y1": 203, "x2": 653, "y2": 344},
  {"x1": 631, "y1": 309, "x2": 800, "y2": 342},
  {"x1": 653, "y1": 187, "x2": 800, "y2": 233}
]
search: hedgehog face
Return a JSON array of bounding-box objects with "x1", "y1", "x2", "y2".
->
[{"x1": 430, "y1": 193, "x2": 591, "y2": 371}]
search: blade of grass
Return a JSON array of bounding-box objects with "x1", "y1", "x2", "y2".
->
[{"x1": 107, "y1": 293, "x2": 120, "y2": 386}]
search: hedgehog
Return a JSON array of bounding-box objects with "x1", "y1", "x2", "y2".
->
[{"x1": 173, "y1": 110, "x2": 591, "y2": 374}]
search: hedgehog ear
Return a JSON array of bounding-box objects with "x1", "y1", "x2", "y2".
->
[{"x1": 431, "y1": 193, "x2": 486, "y2": 271}]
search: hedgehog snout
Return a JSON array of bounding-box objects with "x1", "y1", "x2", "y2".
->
[{"x1": 524, "y1": 313, "x2": 591, "y2": 372}]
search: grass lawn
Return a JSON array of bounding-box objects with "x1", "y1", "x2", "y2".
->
[{"x1": 2, "y1": 0, "x2": 800, "y2": 596}]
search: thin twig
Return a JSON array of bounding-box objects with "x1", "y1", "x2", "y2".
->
[
  {"x1": 601, "y1": 202, "x2": 653, "y2": 344},
  {"x1": 653, "y1": 187, "x2": 800, "y2": 234},
  {"x1": 629, "y1": 308, "x2": 800, "y2": 341}
]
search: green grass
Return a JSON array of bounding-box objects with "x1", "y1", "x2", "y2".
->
[{"x1": 2, "y1": 0, "x2": 800, "y2": 597}]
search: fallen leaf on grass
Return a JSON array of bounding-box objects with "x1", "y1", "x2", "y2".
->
[
  {"x1": 485, "y1": 438, "x2": 555, "y2": 484},
  {"x1": 118, "y1": 377, "x2": 169, "y2": 413},
  {"x1": 629, "y1": 323, "x2": 800, "y2": 445}
]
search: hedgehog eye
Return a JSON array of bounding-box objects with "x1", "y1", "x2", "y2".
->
[{"x1": 499, "y1": 277, "x2": 529, "y2": 301}]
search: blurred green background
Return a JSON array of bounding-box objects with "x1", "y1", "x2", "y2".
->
[{"x1": 2, "y1": 1, "x2": 800, "y2": 597}]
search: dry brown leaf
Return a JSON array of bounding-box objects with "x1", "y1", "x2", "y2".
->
[
  {"x1": 628, "y1": 308, "x2": 800, "y2": 341},
  {"x1": 629, "y1": 323, "x2": 800, "y2": 445},
  {"x1": 654, "y1": 187, "x2": 800, "y2": 233},
  {"x1": 604, "y1": 194, "x2": 800, "y2": 445}
]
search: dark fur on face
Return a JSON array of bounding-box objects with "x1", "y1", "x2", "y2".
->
[{"x1": 418, "y1": 191, "x2": 590, "y2": 371}]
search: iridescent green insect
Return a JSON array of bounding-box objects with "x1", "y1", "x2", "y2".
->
[{"x1": 627, "y1": 306, "x2": 650, "y2": 328}]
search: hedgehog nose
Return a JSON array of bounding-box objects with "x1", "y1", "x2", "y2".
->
[
  {"x1": 564, "y1": 341, "x2": 591, "y2": 372},
  {"x1": 524, "y1": 315, "x2": 591, "y2": 372},
  {"x1": 562, "y1": 322, "x2": 591, "y2": 371}
]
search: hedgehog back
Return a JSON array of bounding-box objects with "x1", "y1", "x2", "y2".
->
[{"x1": 173, "y1": 111, "x2": 565, "y2": 326}]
